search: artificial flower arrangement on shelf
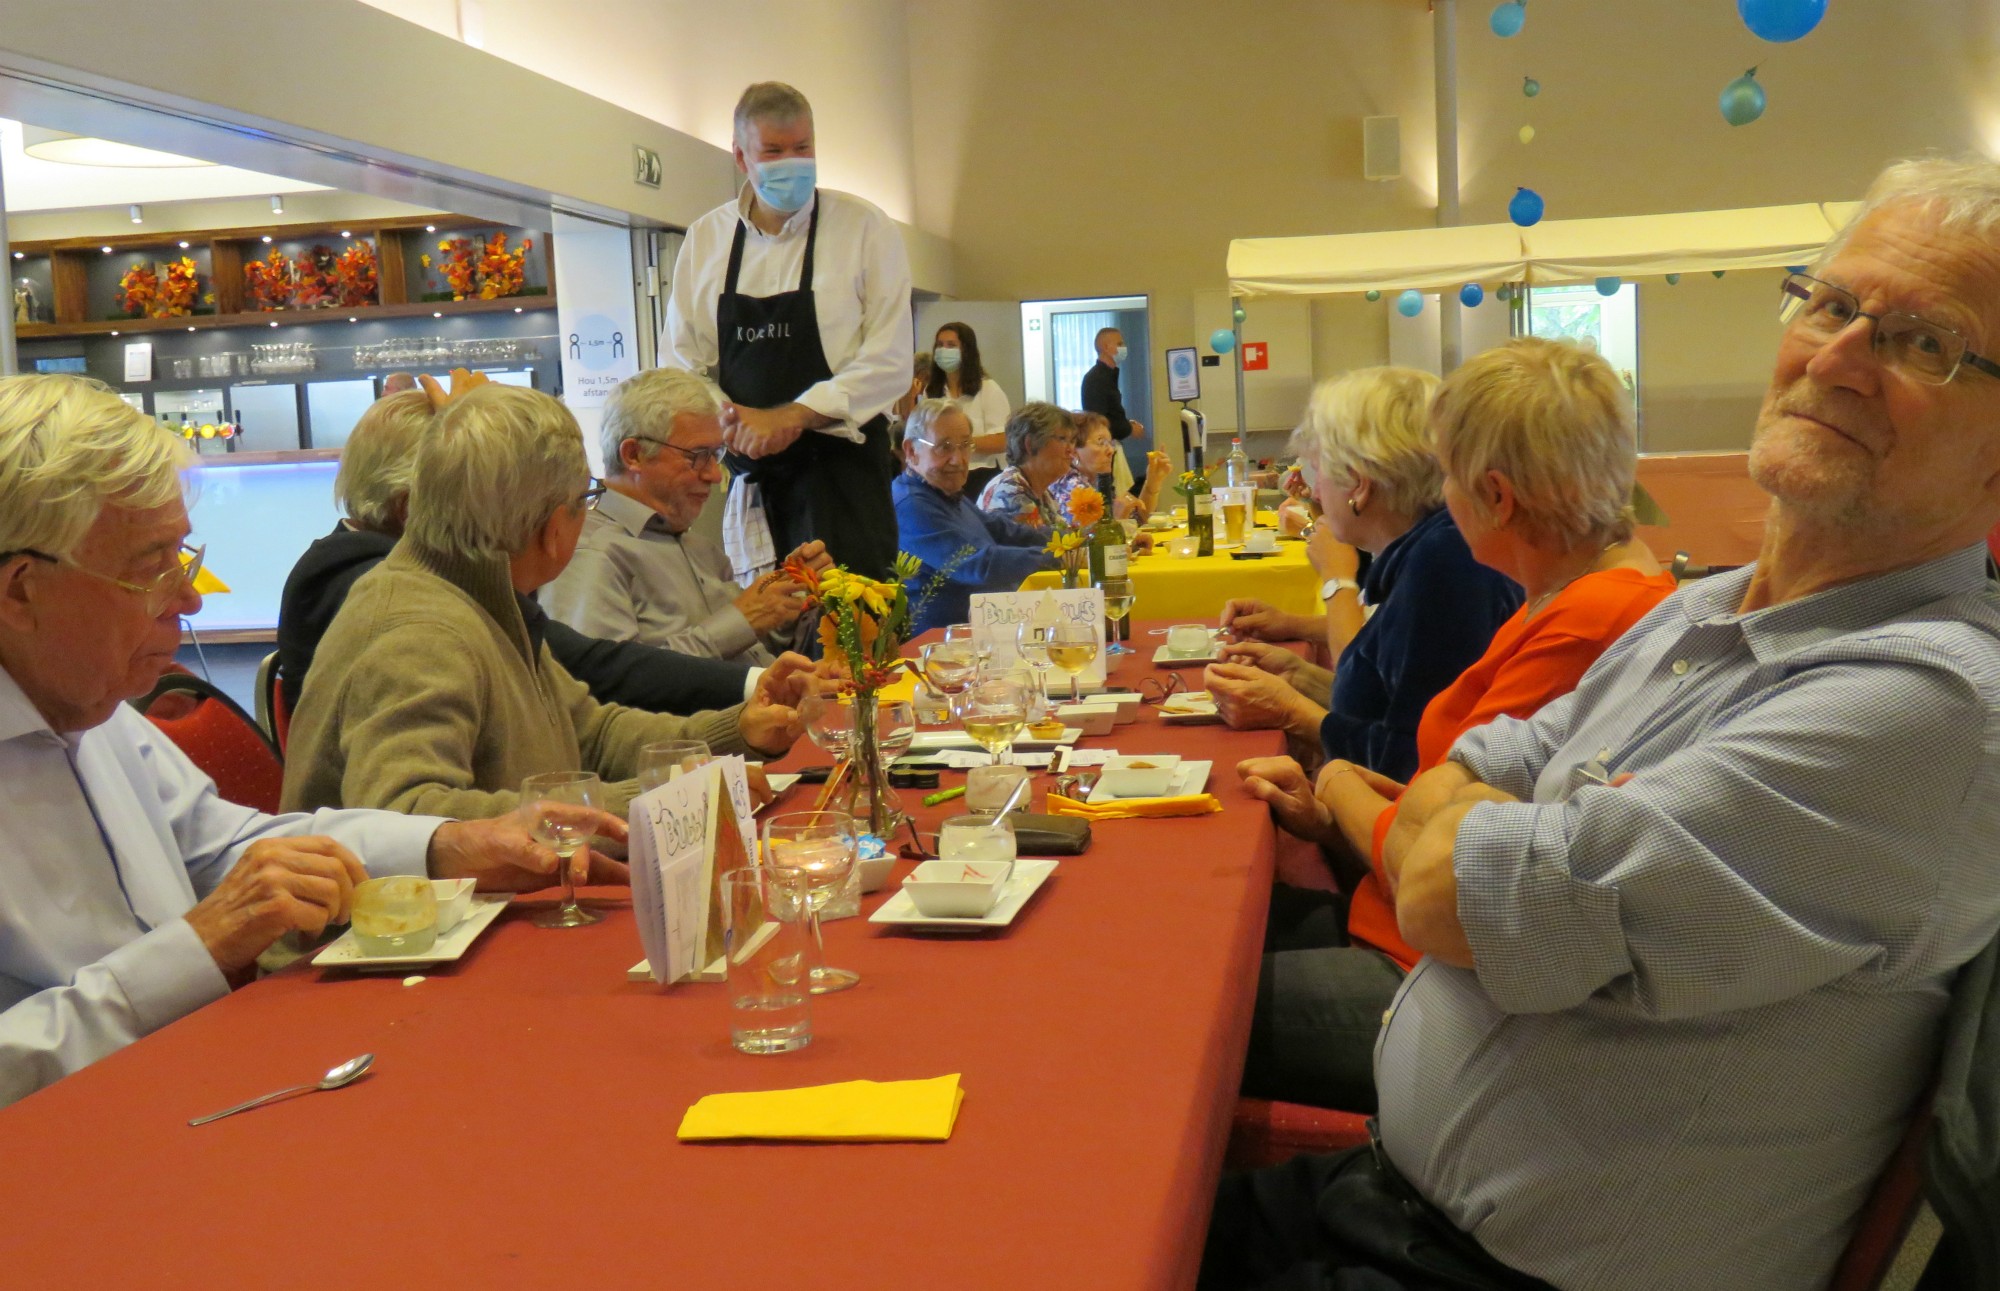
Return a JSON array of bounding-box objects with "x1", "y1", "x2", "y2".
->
[
  {"x1": 113, "y1": 257, "x2": 208, "y2": 320},
  {"x1": 115, "y1": 262, "x2": 157, "y2": 318},
  {"x1": 786, "y1": 548, "x2": 968, "y2": 839},
  {"x1": 290, "y1": 245, "x2": 338, "y2": 309},
  {"x1": 332, "y1": 240, "x2": 378, "y2": 307},
  {"x1": 240, "y1": 241, "x2": 379, "y2": 312},
  {"x1": 1044, "y1": 485, "x2": 1104, "y2": 588},
  {"x1": 420, "y1": 231, "x2": 539, "y2": 302},
  {"x1": 242, "y1": 248, "x2": 294, "y2": 311}
]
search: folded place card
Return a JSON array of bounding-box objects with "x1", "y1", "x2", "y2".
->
[{"x1": 677, "y1": 1074, "x2": 966, "y2": 1143}]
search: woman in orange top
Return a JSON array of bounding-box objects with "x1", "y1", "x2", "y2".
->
[{"x1": 1235, "y1": 336, "x2": 1677, "y2": 1113}]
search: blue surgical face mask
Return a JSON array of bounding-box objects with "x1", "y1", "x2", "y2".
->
[
  {"x1": 933, "y1": 346, "x2": 962, "y2": 373},
  {"x1": 751, "y1": 156, "x2": 816, "y2": 213},
  {"x1": 1114, "y1": 345, "x2": 1130, "y2": 364}
]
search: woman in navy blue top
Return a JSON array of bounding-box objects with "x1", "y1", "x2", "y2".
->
[{"x1": 1209, "y1": 367, "x2": 1521, "y2": 781}]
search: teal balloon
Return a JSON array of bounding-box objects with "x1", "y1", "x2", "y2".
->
[
  {"x1": 1665, "y1": 273, "x2": 1681, "y2": 285},
  {"x1": 1785, "y1": 264, "x2": 1806, "y2": 275},
  {"x1": 1490, "y1": 1, "x2": 1526, "y2": 38},
  {"x1": 1209, "y1": 328, "x2": 1236, "y2": 354},
  {"x1": 1595, "y1": 276, "x2": 1622, "y2": 296},
  {"x1": 1396, "y1": 289, "x2": 1424, "y2": 318},
  {"x1": 1522, "y1": 76, "x2": 1541, "y2": 98},
  {"x1": 1720, "y1": 69, "x2": 1766, "y2": 126},
  {"x1": 1459, "y1": 283, "x2": 1484, "y2": 307},
  {"x1": 1713, "y1": 270, "x2": 1727, "y2": 279},
  {"x1": 1508, "y1": 187, "x2": 1545, "y2": 227},
  {"x1": 1232, "y1": 306, "x2": 1246, "y2": 323},
  {"x1": 1496, "y1": 284, "x2": 1513, "y2": 302},
  {"x1": 1737, "y1": 0, "x2": 1825, "y2": 42},
  {"x1": 1364, "y1": 289, "x2": 1382, "y2": 302}
]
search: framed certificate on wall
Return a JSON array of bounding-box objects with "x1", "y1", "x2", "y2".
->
[{"x1": 1166, "y1": 346, "x2": 1200, "y2": 402}]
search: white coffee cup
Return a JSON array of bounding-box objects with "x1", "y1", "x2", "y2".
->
[
  {"x1": 1244, "y1": 529, "x2": 1278, "y2": 553},
  {"x1": 1166, "y1": 623, "x2": 1214, "y2": 657}
]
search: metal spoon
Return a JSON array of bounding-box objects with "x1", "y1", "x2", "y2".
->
[
  {"x1": 987, "y1": 772, "x2": 1031, "y2": 832},
  {"x1": 188, "y1": 1053, "x2": 374, "y2": 1127}
]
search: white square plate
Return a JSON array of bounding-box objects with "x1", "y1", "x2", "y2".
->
[
  {"x1": 1086, "y1": 760, "x2": 1212, "y2": 802},
  {"x1": 1159, "y1": 692, "x2": 1222, "y2": 724},
  {"x1": 868, "y1": 859, "x2": 1059, "y2": 931},
  {"x1": 758, "y1": 772, "x2": 802, "y2": 810},
  {"x1": 313, "y1": 896, "x2": 510, "y2": 971},
  {"x1": 1152, "y1": 645, "x2": 1219, "y2": 669}
]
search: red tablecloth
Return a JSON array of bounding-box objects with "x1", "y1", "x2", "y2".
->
[{"x1": 0, "y1": 624, "x2": 1284, "y2": 1290}]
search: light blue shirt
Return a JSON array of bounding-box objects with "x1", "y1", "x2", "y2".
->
[
  {"x1": 0, "y1": 668, "x2": 443, "y2": 1107},
  {"x1": 1378, "y1": 545, "x2": 2000, "y2": 1291}
]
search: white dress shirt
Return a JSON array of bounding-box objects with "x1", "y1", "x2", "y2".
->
[
  {"x1": 0, "y1": 668, "x2": 443, "y2": 1107},
  {"x1": 663, "y1": 184, "x2": 913, "y2": 583},
  {"x1": 955, "y1": 379, "x2": 1013, "y2": 471}
]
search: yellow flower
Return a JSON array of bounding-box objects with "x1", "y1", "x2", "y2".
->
[
  {"x1": 1044, "y1": 530, "x2": 1087, "y2": 557},
  {"x1": 419, "y1": 253, "x2": 432, "y2": 269},
  {"x1": 438, "y1": 239, "x2": 451, "y2": 252},
  {"x1": 892, "y1": 551, "x2": 923, "y2": 581}
]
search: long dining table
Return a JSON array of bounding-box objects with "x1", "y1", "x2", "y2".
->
[{"x1": 0, "y1": 623, "x2": 1292, "y2": 1290}]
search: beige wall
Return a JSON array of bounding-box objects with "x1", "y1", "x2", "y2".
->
[{"x1": 907, "y1": 0, "x2": 2000, "y2": 457}]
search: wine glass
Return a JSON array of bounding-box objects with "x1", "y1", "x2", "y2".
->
[
  {"x1": 875, "y1": 699, "x2": 917, "y2": 761},
  {"x1": 961, "y1": 677, "x2": 1028, "y2": 766},
  {"x1": 920, "y1": 640, "x2": 979, "y2": 716},
  {"x1": 520, "y1": 770, "x2": 604, "y2": 928},
  {"x1": 1101, "y1": 577, "x2": 1135, "y2": 655},
  {"x1": 943, "y1": 623, "x2": 992, "y2": 673},
  {"x1": 762, "y1": 810, "x2": 860, "y2": 993},
  {"x1": 1047, "y1": 620, "x2": 1100, "y2": 705},
  {"x1": 636, "y1": 739, "x2": 712, "y2": 793},
  {"x1": 1015, "y1": 621, "x2": 1056, "y2": 710},
  {"x1": 798, "y1": 692, "x2": 854, "y2": 761}
]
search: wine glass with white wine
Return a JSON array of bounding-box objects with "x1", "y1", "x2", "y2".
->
[
  {"x1": 1047, "y1": 619, "x2": 1100, "y2": 705},
  {"x1": 961, "y1": 677, "x2": 1028, "y2": 767},
  {"x1": 1101, "y1": 577, "x2": 1135, "y2": 656},
  {"x1": 520, "y1": 770, "x2": 605, "y2": 928}
]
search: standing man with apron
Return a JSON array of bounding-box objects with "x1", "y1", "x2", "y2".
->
[{"x1": 663, "y1": 81, "x2": 913, "y2": 580}]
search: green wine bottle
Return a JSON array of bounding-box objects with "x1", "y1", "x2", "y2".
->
[
  {"x1": 1185, "y1": 454, "x2": 1215, "y2": 557},
  {"x1": 1087, "y1": 513, "x2": 1129, "y2": 585}
]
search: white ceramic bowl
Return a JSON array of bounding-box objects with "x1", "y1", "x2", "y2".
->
[
  {"x1": 902, "y1": 859, "x2": 1014, "y2": 918},
  {"x1": 1055, "y1": 702, "x2": 1118, "y2": 737},
  {"x1": 431, "y1": 878, "x2": 477, "y2": 933},
  {"x1": 1243, "y1": 530, "x2": 1279, "y2": 553},
  {"x1": 857, "y1": 851, "x2": 897, "y2": 894},
  {"x1": 1102, "y1": 692, "x2": 1142, "y2": 724},
  {"x1": 1099, "y1": 754, "x2": 1183, "y2": 798}
]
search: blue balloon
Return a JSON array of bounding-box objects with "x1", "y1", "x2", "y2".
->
[
  {"x1": 1459, "y1": 283, "x2": 1485, "y2": 308},
  {"x1": 1396, "y1": 290, "x2": 1424, "y2": 318},
  {"x1": 1720, "y1": 69, "x2": 1767, "y2": 126},
  {"x1": 1595, "y1": 276, "x2": 1622, "y2": 297},
  {"x1": 1490, "y1": 1, "x2": 1526, "y2": 38},
  {"x1": 1209, "y1": 328, "x2": 1236, "y2": 354},
  {"x1": 1784, "y1": 264, "x2": 1807, "y2": 275},
  {"x1": 1508, "y1": 187, "x2": 1545, "y2": 227},
  {"x1": 1737, "y1": 0, "x2": 1825, "y2": 42}
]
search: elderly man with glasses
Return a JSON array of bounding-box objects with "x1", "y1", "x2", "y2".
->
[
  {"x1": 284, "y1": 384, "x2": 802, "y2": 823},
  {"x1": 0, "y1": 375, "x2": 635, "y2": 1107},
  {"x1": 541, "y1": 367, "x2": 832, "y2": 666},
  {"x1": 893, "y1": 398, "x2": 1057, "y2": 635},
  {"x1": 1203, "y1": 157, "x2": 2000, "y2": 1291}
]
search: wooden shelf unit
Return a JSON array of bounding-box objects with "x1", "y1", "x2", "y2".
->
[{"x1": 12, "y1": 214, "x2": 554, "y2": 340}]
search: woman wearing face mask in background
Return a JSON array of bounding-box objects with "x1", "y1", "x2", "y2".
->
[{"x1": 926, "y1": 321, "x2": 1011, "y2": 499}]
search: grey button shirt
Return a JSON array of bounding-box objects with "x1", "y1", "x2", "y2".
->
[
  {"x1": 540, "y1": 488, "x2": 777, "y2": 666},
  {"x1": 1377, "y1": 544, "x2": 2000, "y2": 1291}
]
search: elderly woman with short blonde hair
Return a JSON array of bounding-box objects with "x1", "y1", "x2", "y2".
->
[
  {"x1": 1232, "y1": 337, "x2": 1674, "y2": 1114},
  {"x1": 283, "y1": 385, "x2": 801, "y2": 822},
  {"x1": 1208, "y1": 365, "x2": 1522, "y2": 777}
]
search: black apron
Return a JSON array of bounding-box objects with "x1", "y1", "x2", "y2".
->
[{"x1": 717, "y1": 197, "x2": 899, "y2": 579}]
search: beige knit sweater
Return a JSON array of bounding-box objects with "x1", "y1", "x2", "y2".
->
[{"x1": 280, "y1": 542, "x2": 748, "y2": 820}]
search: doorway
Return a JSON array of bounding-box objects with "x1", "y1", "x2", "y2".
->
[{"x1": 1020, "y1": 294, "x2": 1152, "y2": 481}]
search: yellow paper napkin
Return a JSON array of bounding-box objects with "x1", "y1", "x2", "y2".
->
[
  {"x1": 1045, "y1": 792, "x2": 1223, "y2": 820},
  {"x1": 677, "y1": 1074, "x2": 965, "y2": 1143}
]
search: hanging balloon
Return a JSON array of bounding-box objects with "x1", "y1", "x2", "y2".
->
[
  {"x1": 1396, "y1": 290, "x2": 1425, "y2": 318},
  {"x1": 1713, "y1": 270, "x2": 1727, "y2": 279},
  {"x1": 1720, "y1": 68, "x2": 1767, "y2": 127},
  {"x1": 1496, "y1": 284, "x2": 1513, "y2": 302},
  {"x1": 1459, "y1": 283, "x2": 1485, "y2": 308},
  {"x1": 1784, "y1": 264, "x2": 1807, "y2": 275},
  {"x1": 1665, "y1": 273, "x2": 1681, "y2": 285},
  {"x1": 1209, "y1": 328, "x2": 1236, "y2": 354},
  {"x1": 1232, "y1": 305, "x2": 1246, "y2": 323},
  {"x1": 1508, "y1": 187, "x2": 1546, "y2": 227},
  {"x1": 1518, "y1": 125, "x2": 1535, "y2": 144},
  {"x1": 1522, "y1": 76, "x2": 1541, "y2": 98},
  {"x1": 1595, "y1": 276, "x2": 1622, "y2": 296},
  {"x1": 1737, "y1": 0, "x2": 1826, "y2": 42},
  {"x1": 1490, "y1": 1, "x2": 1526, "y2": 38},
  {"x1": 1364, "y1": 289, "x2": 1382, "y2": 302}
]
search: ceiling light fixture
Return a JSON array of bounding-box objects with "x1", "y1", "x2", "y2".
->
[
  {"x1": 433, "y1": 311, "x2": 443, "y2": 318},
  {"x1": 339, "y1": 230, "x2": 351, "y2": 238},
  {"x1": 100, "y1": 245, "x2": 112, "y2": 254},
  {"x1": 129, "y1": 204, "x2": 143, "y2": 224},
  {"x1": 178, "y1": 240, "x2": 191, "y2": 249},
  {"x1": 269, "y1": 321, "x2": 279, "y2": 328},
  {"x1": 20, "y1": 125, "x2": 213, "y2": 168},
  {"x1": 425, "y1": 224, "x2": 436, "y2": 233},
  {"x1": 10, "y1": 251, "x2": 21, "y2": 260},
  {"x1": 270, "y1": 195, "x2": 284, "y2": 215},
  {"x1": 260, "y1": 235, "x2": 272, "y2": 243}
]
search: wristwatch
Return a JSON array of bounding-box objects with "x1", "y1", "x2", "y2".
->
[{"x1": 1320, "y1": 577, "x2": 1361, "y2": 601}]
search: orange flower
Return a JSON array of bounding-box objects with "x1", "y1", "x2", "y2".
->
[{"x1": 1068, "y1": 486, "x2": 1106, "y2": 529}]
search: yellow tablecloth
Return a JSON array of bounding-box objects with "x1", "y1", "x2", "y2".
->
[{"x1": 1021, "y1": 518, "x2": 1321, "y2": 622}]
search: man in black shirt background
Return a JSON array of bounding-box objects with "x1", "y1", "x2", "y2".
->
[{"x1": 1080, "y1": 327, "x2": 1144, "y2": 442}]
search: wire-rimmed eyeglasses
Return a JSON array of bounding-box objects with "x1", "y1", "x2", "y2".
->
[
  {"x1": 1778, "y1": 271, "x2": 2000, "y2": 386},
  {"x1": 0, "y1": 541, "x2": 205, "y2": 615}
]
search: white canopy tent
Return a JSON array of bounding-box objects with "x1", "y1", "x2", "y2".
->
[{"x1": 1225, "y1": 201, "x2": 1858, "y2": 297}]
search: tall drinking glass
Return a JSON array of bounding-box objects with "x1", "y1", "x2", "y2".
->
[
  {"x1": 636, "y1": 739, "x2": 712, "y2": 793},
  {"x1": 943, "y1": 623, "x2": 992, "y2": 673},
  {"x1": 1101, "y1": 577, "x2": 1135, "y2": 655},
  {"x1": 798, "y1": 692, "x2": 854, "y2": 760},
  {"x1": 762, "y1": 811, "x2": 861, "y2": 994},
  {"x1": 520, "y1": 770, "x2": 604, "y2": 928},
  {"x1": 961, "y1": 678, "x2": 1028, "y2": 766},
  {"x1": 1047, "y1": 620, "x2": 1099, "y2": 704},
  {"x1": 720, "y1": 866, "x2": 812, "y2": 1054}
]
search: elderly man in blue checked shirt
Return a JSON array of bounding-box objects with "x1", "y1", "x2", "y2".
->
[
  {"x1": 0, "y1": 375, "x2": 630, "y2": 1109},
  {"x1": 1201, "y1": 157, "x2": 2000, "y2": 1291}
]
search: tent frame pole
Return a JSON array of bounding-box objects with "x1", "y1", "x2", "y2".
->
[{"x1": 1434, "y1": 0, "x2": 1462, "y2": 373}]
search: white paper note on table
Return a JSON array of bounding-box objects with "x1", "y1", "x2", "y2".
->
[
  {"x1": 628, "y1": 769, "x2": 719, "y2": 985},
  {"x1": 969, "y1": 587, "x2": 1107, "y2": 686}
]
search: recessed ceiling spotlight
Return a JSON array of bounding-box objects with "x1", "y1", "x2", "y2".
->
[
  {"x1": 425, "y1": 224, "x2": 436, "y2": 233},
  {"x1": 100, "y1": 245, "x2": 112, "y2": 254},
  {"x1": 10, "y1": 251, "x2": 21, "y2": 260},
  {"x1": 270, "y1": 195, "x2": 285, "y2": 215},
  {"x1": 433, "y1": 311, "x2": 443, "y2": 318},
  {"x1": 339, "y1": 230, "x2": 351, "y2": 238},
  {"x1": 269, "y1": 321, "x2": 279, "y2": 328},
  {"x1": 129, "y1": 204, "x2": 143, "y2": 224},
  {"x1": 261, "y1": 235, "x2": 272, "y2": 243},
  {"x1": 178, "y1": 240, "x2": 191, "y2": 249}
]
